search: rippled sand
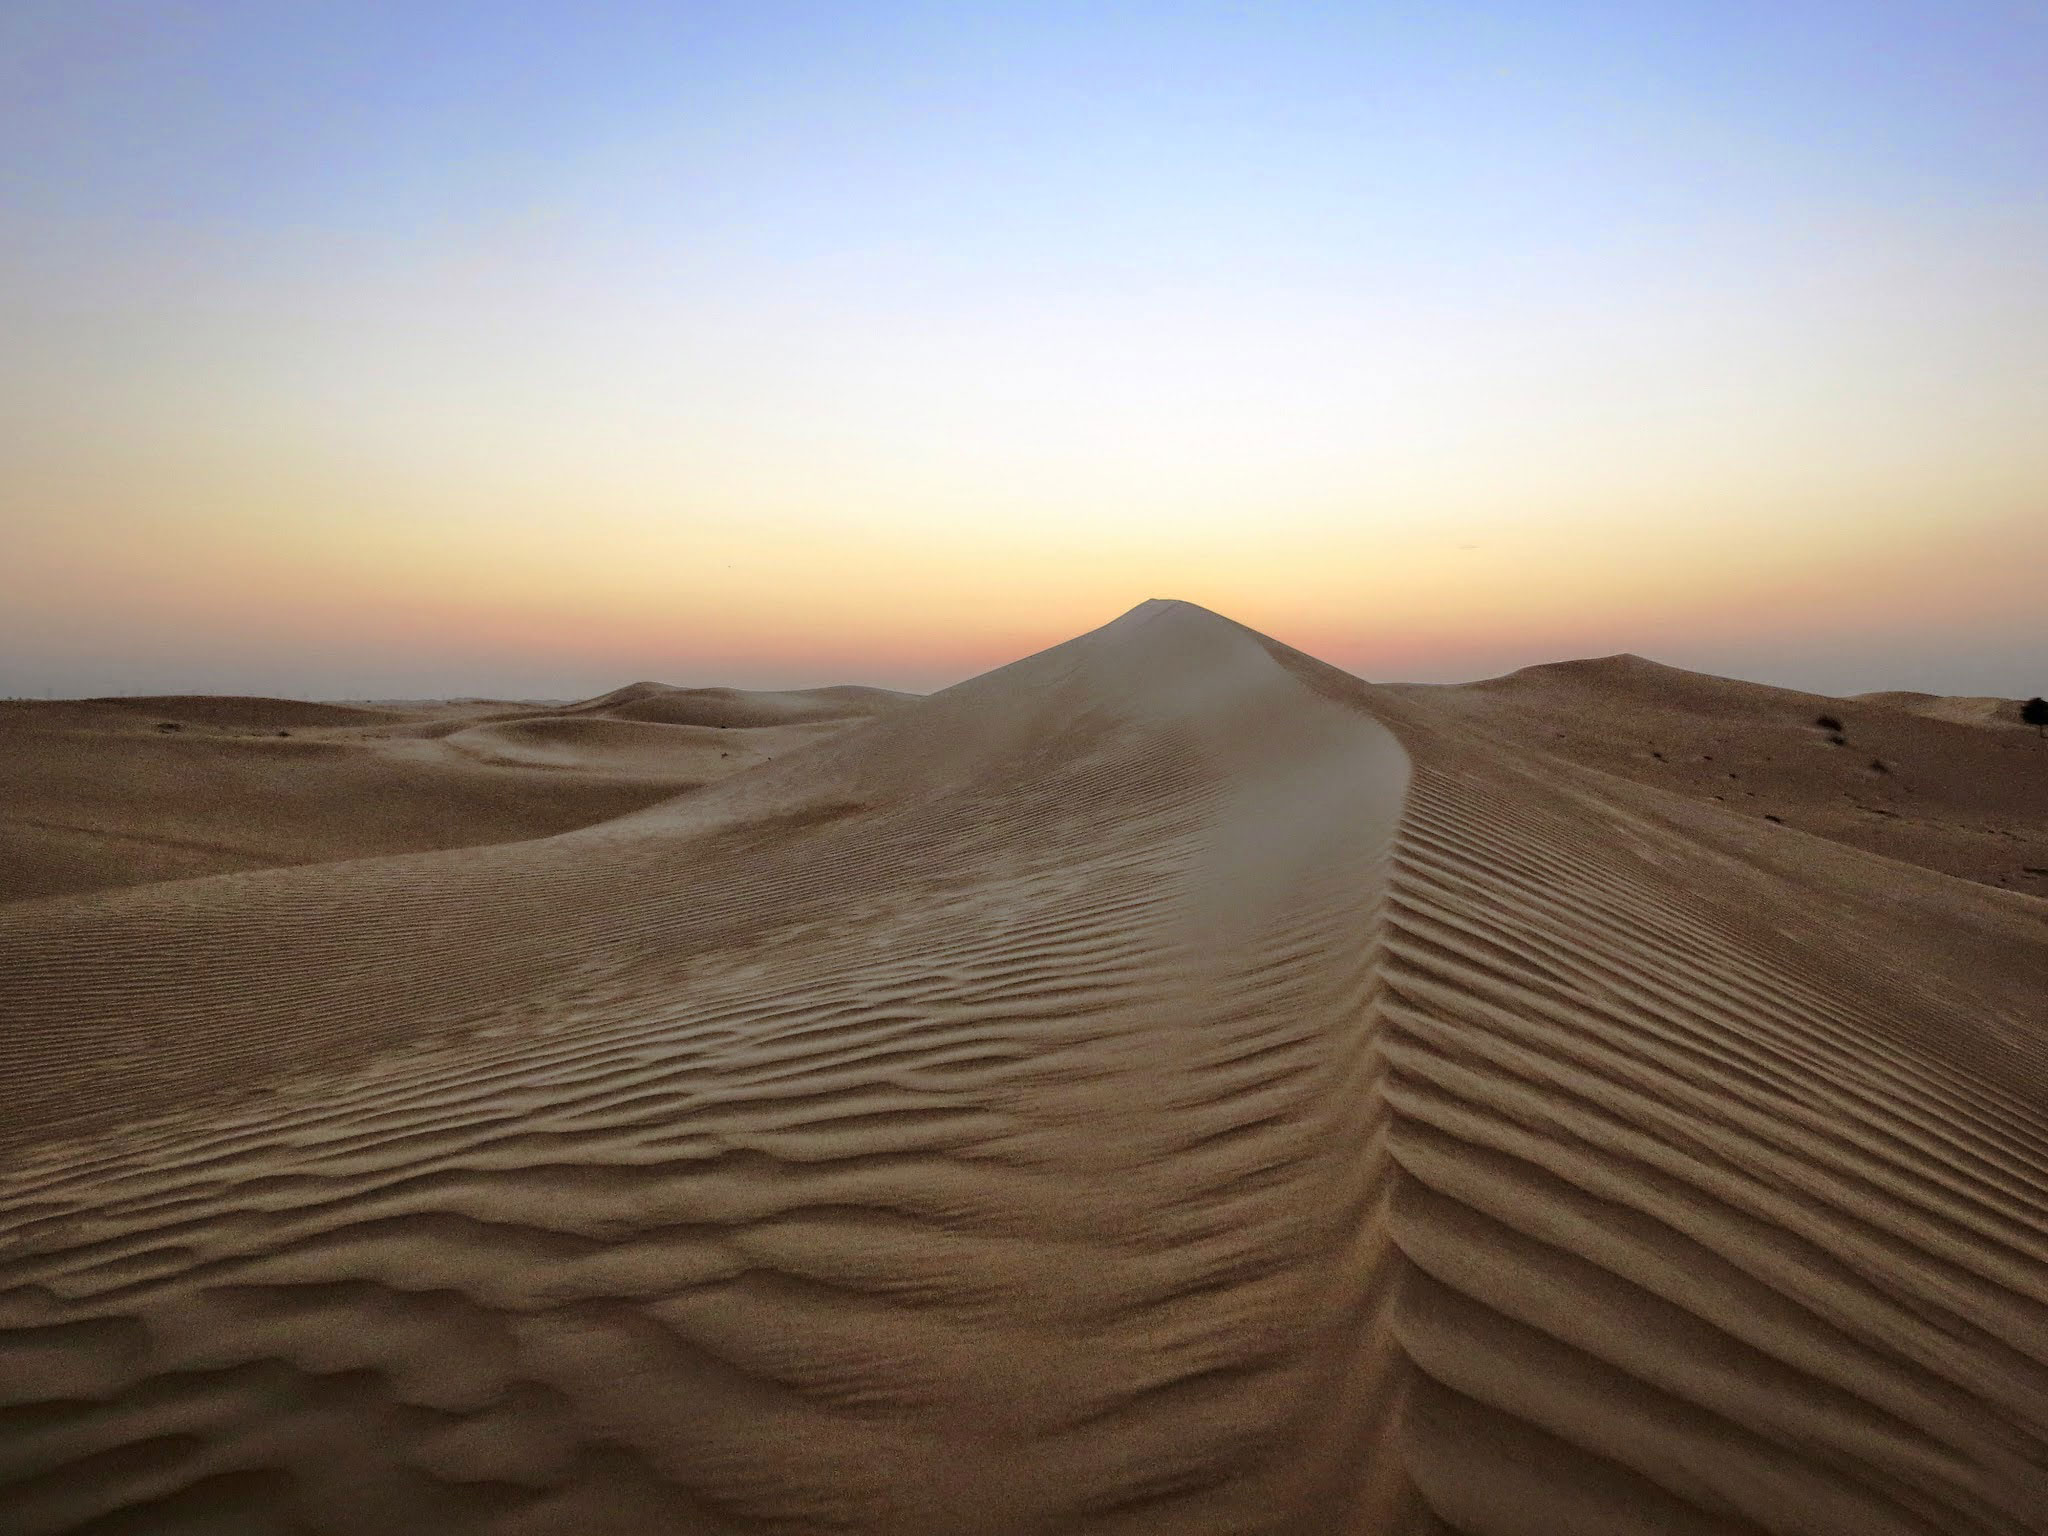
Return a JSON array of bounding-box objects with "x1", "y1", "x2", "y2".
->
[{"x1": 3, "y1": 601, "x2": 2044, "y2": 1533}]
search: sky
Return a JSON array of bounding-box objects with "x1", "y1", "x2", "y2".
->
[{"x1": 4, "y1": 0, "x2": 2044, "y2": 699}]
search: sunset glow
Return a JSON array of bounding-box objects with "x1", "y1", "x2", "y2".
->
[{"x1": 6, "y1": 2, "x2": 2044, "y2": 698}]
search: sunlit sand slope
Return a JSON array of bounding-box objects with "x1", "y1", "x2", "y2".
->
[{"x1": 2, "y1": 602, "x2": 2045, "y2": 1534}]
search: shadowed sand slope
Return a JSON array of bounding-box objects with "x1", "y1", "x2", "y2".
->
[{"x1": 3, "y1": 602, "x2": 2046, "y2": 1534}]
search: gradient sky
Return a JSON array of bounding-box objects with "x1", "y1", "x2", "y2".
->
[{"x1": 5, "y1": 1, "x2": 2044, "y2": 699}]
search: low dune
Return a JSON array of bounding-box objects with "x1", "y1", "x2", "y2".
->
[
  {"x1": 440, "y1": 716, "x2": 846, "y2": 779},
  {"x1": 0, "y1": 685, "x2": 910, "y2": 904},
  {"x1": 1, "y1": 602, "x2": 2044, "y2": 1534},
  {"x1": 67, "y1": 695, "x2": 413, "y2": 730},
  {"x1": 564, "y1": 682, "x2": 916, "y2": 729},
  {"x1": 1853, "y1": 691, "x2": 2032, "y2": 730},
  {"x1": 1390, "y1": 655, "x2": 2048, "y2": 892}
]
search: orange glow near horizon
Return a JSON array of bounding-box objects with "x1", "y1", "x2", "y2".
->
[{"x1": 13, "y1": 441, "x2": 2042, "y2": 699}]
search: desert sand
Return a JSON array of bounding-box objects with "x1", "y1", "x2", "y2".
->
[
  {"x1": 2, "y1": 600, "x2": 2045, "y2": 1534},
  {"x1": 1387, "y1": 655, "x2": 2048, "y2": 893},
  {"x1": 0, "y1": 684, "x2": 910, "y2": 903}
]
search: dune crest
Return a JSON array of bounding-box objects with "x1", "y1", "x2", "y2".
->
[{"x1": 2, "y1": 602, "x2": 2044, "y2": 1533}]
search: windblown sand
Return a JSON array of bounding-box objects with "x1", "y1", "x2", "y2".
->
[{"x1": 1, "y1": 602, "x2": 2044, "y2": 1533}]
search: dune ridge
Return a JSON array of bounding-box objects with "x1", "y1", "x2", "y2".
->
[{"x1": 2, "y1": 601, "x2": 2044, "y2": 1533}]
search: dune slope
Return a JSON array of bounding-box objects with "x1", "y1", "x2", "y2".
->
[
  {"x1": 2, "y1": 602, "x2": 2045, "y2": 1534},
  {"x1": 1388, "y1": 655, "x2": 2048, "y2": 892}
]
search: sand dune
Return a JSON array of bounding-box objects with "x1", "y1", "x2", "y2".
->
[
  {"x1": 439, "y1": 716, "x2": 846, "y2": 779},
  {"x1": 1390, "y1": 655, "x2": 2048, "y2": 893},
  {"x1": 1854, "y1": 691, "x2": 2032, "y2": 730},
  {"x1": 66, "y1": 695, "x2": 413, "y2": 730},
  {"x1": 563, "y1": 682, "x2": 916, "y2": 729},
  {"x1": 0, "y1": 685, "x2": 909, "y2": 904},
  {"x1": 2, "y1": 602, "x2": 2045, "y2": 1533}
]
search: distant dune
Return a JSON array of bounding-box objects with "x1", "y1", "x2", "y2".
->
[
  {"x1": 0, "y1": 684, "x2": 912, "y2": 903},
  {"x1": 71, "y1": 694, "x2": 414, "y2": 729},
  {"x1": 1, "y1": 604, "x2": 2044, "y2": 1534},
  {"x1": 1852, "y1": 690, "x2": 2030, "y2": 729},
  {"x1": 565, "y1": 680, "x2": 914, "y2": 729}
]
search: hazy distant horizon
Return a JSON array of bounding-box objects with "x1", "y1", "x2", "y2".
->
[
  {"x1": 6, "y1": 601, "x2": 2040, "y2": 704},
  {"x1": 7, "y1": 3, "x2": 2044, "y2": 705}
]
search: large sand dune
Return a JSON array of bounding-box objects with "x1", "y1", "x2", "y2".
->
[{"x1": 2, "y1": 601, "x2": 2045, "y2": 1533}]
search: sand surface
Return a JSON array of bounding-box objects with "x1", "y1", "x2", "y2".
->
[
  {"x1": 1388, "y1": 656, "x2": 2048, "y2": 893},
  {"x1": 0, "y1": 685, "x2": 909, "y2": 904},
  {"x1": 2, "y1": 602, "x2": 2045, "y2": 1533}
]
